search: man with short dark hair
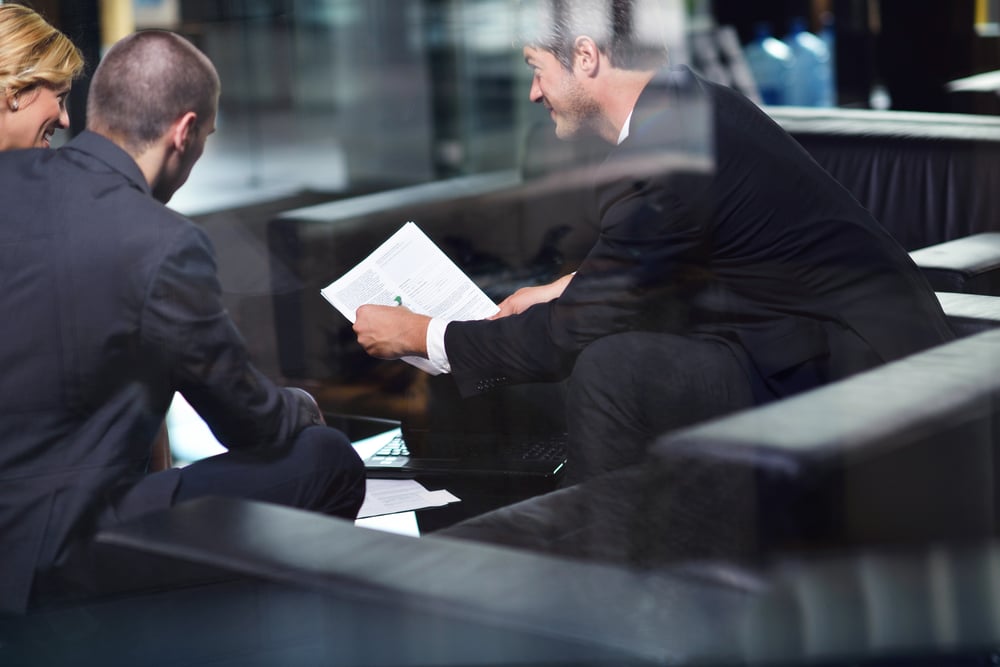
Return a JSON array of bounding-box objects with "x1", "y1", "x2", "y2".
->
[
  {"x1": 0, "y1": 30, "x2": 365, "y2": 614},
  {"x1": 353, "y1": 0, "x2": 953, "y2": 484}
]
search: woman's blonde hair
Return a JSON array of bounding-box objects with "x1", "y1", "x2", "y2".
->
[{"x1": 0, "y1": 4, "x2": 84, "y2": 101}]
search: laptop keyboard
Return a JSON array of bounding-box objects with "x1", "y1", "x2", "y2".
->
[
  {"x1": 513, "y1": 435, "x2": 569, "y2": 461},
  {"x1": 374, "y1": 437, "x2": 410, "y2": 458}
]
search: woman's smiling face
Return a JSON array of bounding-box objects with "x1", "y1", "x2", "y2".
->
[{"x1": 1, "y1": 83, "x2": 71, "y2": 150}]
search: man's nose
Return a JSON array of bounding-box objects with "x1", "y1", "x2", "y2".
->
[{"x1": 529, "y1": 78, "x2": 543, "y2": 104}]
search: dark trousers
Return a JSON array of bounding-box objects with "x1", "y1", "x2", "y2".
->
[
  {"x1": 442, "y1": 334, "x2": 761, "y2": 565},
  {"x1": 563, "y1": 331, "x2": 755, "y2": 484},
  {"x1": 169, "y1": 424, "x2": 365, "y2": 519},
  {"x1": 32, "y1": 425, "x2": 365, "y2": 607}
]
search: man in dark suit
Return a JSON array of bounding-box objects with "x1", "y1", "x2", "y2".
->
[
  {"x1": 0, "y1": 31, "x2": 365, "y2": 615},
  {"x1": 352, "y1": 0, "x2": 953, "y2": 483}
]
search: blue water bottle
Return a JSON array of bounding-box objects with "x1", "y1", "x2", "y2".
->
[
  {"x1": 784, "y1": 17, "x2": 834, "y2": 107},
  {"x1": 743, "y1": 22, "x2": 794, "y2": 106},
  {"x1": 819, "y1": 11, "x2": 838, "y2": 106}
]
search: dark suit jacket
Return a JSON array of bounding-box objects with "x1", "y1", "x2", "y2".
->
[
  {"x1": 0, "y1": 132, "x2": 321, "y2": 613},
  {"x1": 445, "y1": 67, "x2": 953, "y2": 399}
]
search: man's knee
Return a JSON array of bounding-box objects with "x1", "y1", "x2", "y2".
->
[
  {"x1": 563, "y1": 332, "x2": 753, "y2": 479},
  {"x1": 292, "y1": 426, "x2": 366, "y2": 518},
  {"x1": 568, "y1": 333, "x2": 666, "y2": 413},
  {"x1": 571, "y1": 332, "x2": 751, "y2": 405},
  {"x1": 570, "y1": 335, "x2": 637, "y2": 402},
  {"x1": 572, "y1": 334, "x2": 633, "y2": 379},
  {"x1": 294, "y1": 425, "x2": 363, "y2": 473}
]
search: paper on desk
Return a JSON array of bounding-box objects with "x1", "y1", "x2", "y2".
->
[
  {"x1": 355, "y1": 511, "x2": 421, "y2": 537},
  {"x1": 357, "y1": 479, "x2": 461, "y2": 519},
  {"x1": 351, "y1": 428, "x2": 461, "y2": 519},
  {"x1": 319, "y1": 221, "x2": 499, "y2": 373}
]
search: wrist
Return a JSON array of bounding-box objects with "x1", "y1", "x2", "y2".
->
[{"x1": 413, "y1": 315, "x2": 431, "y2": 357}]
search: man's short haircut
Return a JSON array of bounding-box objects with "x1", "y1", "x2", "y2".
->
[
  {"x1": 519, "y1": 0, "x2": 670, "y2": 71},
  {"x1": 0, "y1": 4, "x2": 84, "y2": 98},
  {"x1": 87, "y1": 30, "x2": 220, "y2": 154}
]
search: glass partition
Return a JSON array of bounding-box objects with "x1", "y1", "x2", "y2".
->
[{"x1": 8, "y1": 1, "x2": 1000, "y2": 664}]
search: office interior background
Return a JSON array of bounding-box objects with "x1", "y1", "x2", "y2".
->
[
  {"x1": 16, "y1": 0, "x2": 998, "y2": 461},
  {"x1": 6, "y1": 1, "x2": 1000, "y2": 663},
  {"x1": 36, "y1": 0, "x2": 1000, "y2": 205}
]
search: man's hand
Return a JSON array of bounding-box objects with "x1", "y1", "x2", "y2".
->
[
  {"x1": 490, "y1": 273, "x2": 575, "y2": 319},
  {"x1": 354, "y1": 304, "x2": 430, "y2": 359}
]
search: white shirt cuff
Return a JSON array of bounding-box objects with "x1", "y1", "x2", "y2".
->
[{"x1": 423, "y1": 317, "x2": 452, "y2": 375}]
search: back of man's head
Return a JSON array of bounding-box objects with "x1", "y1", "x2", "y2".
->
[
  {"x1": 87, "y1": 30, "x2": 219, "y2": 154},
  {"x1": 519, "y1": 0, "x2": 671, "y2": 72}
]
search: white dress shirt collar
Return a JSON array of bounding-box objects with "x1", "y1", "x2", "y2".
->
[{"x1": 617, "y1": 110, "x2": 634, "y2": 145}]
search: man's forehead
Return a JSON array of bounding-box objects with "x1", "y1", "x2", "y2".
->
[{"x1": 523, "y1": 45, "x2": 551, "y2": 64}]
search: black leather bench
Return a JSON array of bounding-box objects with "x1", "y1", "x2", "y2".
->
[
  {"x1": 89, "y1": 496, "x2": 739, "y2": 666},
  {"x1": 767, "y1": 107, "x2": 1000, "y2": 251},
  {"x1": 6, "y1": 329, "x2": 988, "y2": 665},
  {"x1": 913, "y1": 233, "x2": 1000, "y2": 295},
  {"x1": 647, "y1": 328, "x2": 1000, "y2": 551},
  {"x1": 767, "y1": 109, "x2": 1000, "y2": 304},
  {"x1": 444, "y1": 328, "x2": 1000, "y2": 560},
  {"x1": 938, "y1": 290, "x2": 1000, "y2": 336},
  {"x1": 76, "y1": 499, "x2": 1000, "y2": 665}
]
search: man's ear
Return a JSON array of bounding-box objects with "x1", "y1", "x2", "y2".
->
[
  {"x1": 574, "y1": 36, "x2": 601, "y2": 76},
  {"x1": 169, "y1": 111, "x2": 199, "y2": 153}
]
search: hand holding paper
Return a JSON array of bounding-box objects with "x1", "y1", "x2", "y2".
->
[
  {"x1": 353, "y1": 304, "x2": 430, "y2": 359},
  {"x1": 321, "y1": 222, "x2": 499, "y2": 372}
]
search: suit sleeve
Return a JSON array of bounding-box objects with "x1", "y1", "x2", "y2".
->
[
  {"x1": 140, "y1": 225, "x2": 322, "y2": 449},
  {"x1": 447, "y1": 149, "x2": 714, "y2": 397}
]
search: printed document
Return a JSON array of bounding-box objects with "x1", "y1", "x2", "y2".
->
[
  {"x1": 320, "y1": 221, "x2": 499, "y2": 372},
  {"x1": 351, "y1": 428, "x2": 461, "y2": 526},
  {"x1": 357, "y1": 479, "x2": 461, "y2": 519}
]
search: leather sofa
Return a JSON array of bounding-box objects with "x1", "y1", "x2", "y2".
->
[
  {"x1": 766, "y1": 107, "x2": 1000, "y2": 252},
  {"x1": 910, "y1": 232, "x2": 1000, "y2": 295},
  {"x1": 38, "y1": 328, "x2": 1000, "y2": 665},
  {"x1": 767, "y1": 108, "x2": 1000, "y2": 297}
]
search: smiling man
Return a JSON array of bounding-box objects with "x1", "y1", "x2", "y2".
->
[{"x1": 352, "y1": 0, "x2": 953, "y2": 484}]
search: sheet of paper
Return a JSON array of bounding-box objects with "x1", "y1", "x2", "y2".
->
[
  {"x1": 320, "y1": 221, "x2": 499, "y2": 373},
  {"x1": 355, "y1": 511, "x2": 421, "y2": 537},
  {"x1": 351, "y1": 429, "x2": 461, "y2": 521},
  {"x1": 357, "y1": 479, "x2": 461, "y2": 519}
]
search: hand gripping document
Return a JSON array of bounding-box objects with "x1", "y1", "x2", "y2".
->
[{"x1": 321, "y1": 222, "x2": 499, "y2": 373}]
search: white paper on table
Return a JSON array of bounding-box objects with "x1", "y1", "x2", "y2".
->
[
  {"x1": 351, "y1": 428, "x2": 462, "y2": 520},
  {"x1": 357, "y1": 479, "x2": 461, "y2": 519},
  {"x1": 355, "y1": 511, "x2": 421, "y2": 537}
]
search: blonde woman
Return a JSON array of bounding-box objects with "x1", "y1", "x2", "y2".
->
[{"x1": 0, "y1": 4, "x2": 83, "y2": 150}]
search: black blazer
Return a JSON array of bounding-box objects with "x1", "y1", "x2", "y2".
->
[
  {"x1": 445, "y1": 67, "x2": 953, "y2": 398},
  {"x1": 0, "y1": 132, "x2": 320, "y2": 613}
]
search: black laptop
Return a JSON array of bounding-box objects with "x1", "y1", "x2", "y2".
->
[{"x1": 364, "y1": 423, "x2": 568, "y2": 483}]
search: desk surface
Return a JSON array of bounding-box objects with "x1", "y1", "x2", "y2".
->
[{"x1": 351, "y1": 427, "x2": 553, "y2": 536}]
